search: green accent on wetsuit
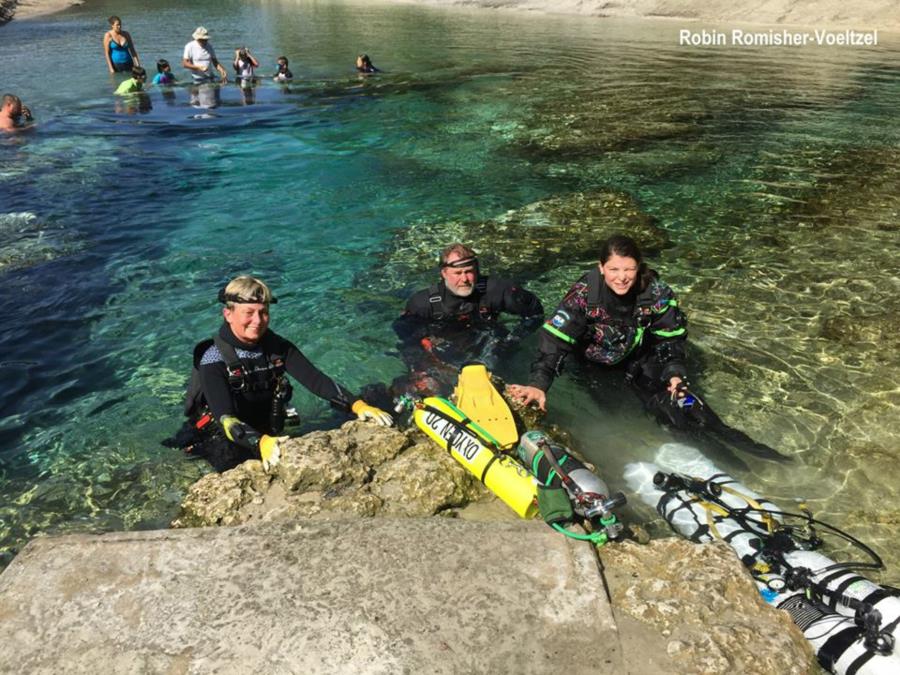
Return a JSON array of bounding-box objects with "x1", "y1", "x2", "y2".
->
[
  {"x1": 542, "y1": 323, "x2": 576, "y2": 345},
  {"x1": 652, "y1": 327, "x2": 686, "y2": 338}
]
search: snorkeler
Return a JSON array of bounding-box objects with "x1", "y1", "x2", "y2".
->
[
  {"x1": 355, "y1": 54, "x2": 380, "y2": 73},
  {"x1": 165, "y1": 275, "x2": 393, "y2": 472},
  {"x1": 508, "y1": 234, "x2": 788, "y2": 462},
  {"x1": 152, "y1": 59, "x2": 176, "y2": 85},
  {"x1": 273, "y1": 56, "x2": 293, "y2": 81},
  {"x1": 0, "y1": 94, "x2": 33, "y2": 132}
]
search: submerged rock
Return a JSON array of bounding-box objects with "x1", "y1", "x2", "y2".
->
[
  {"x1": 0, "y1": 212, "x2": 80, "y2": 274},
  {"x1": 602, "y1": 538, "x2": 816, "y2": 675},
  {"x1": 355, "y1": 189, "x2": 670, "y2": 292},
  {"x1": 173, "y1": 421, "x2": 491, "y2": 528}
]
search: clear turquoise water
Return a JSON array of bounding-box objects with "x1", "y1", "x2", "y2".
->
[{"x1": 1, "y1": 1, "x2": 898, "y2": 581}]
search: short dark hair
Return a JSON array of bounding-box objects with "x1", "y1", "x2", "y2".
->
[
  {"x1": 156, "y1": 59, "x2": 170, "y2": 72},
  {"x1": 277, "y1": 56, "x2": 289, "y2": 64},
  {"x1": 132, "y1": 66, "x2": 147, "y2": 78}
]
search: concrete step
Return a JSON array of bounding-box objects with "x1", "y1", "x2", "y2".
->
[{"x1": 0, "y1": 518, "x2": 624, "y2": 674}]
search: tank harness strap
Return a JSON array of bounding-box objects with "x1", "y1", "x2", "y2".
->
[
  {"x1": 428, "y1": 284, "x2": 444, "y2": 320},
  {"x1": 701, "y1": 500, "x2": 730, "y2": 540},
  {"x1": 818, "y1": 624, "x2": 865, "y2": 673},
  {"x1": 845, "y1": 647, "x2": 878, "y2": 675},
  {"x1": 479, "y1": 454, "x2": 499, "y2": 483},
  {"x1": 828, "y1": 575, "x2": 868, "y2": 611},
  {"x1": 859, "y1": 589, "x2": 893, "y2": 607},
  {"x1": 715, "y1": 482, "x2": 778, "y2": 534},
  {"x1": 658, "y1": 492, "x2": 710, "y2": 542},
  {"x1": 817, "y1": 569, "x2": 852, "y2": 588},
  {"x1": 585, "y1": 267, "x2": 602, "y2": 313},
  {"x1": 213, "y1": 335, "x2": 245, "y2": 390},
  {"x1": 213, "y1": 334, "x2": 287, "y2": 393}
]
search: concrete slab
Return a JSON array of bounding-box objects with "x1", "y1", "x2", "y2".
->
[{"x1": 0, "y1": 518, "x2": 620, "y2": 674}]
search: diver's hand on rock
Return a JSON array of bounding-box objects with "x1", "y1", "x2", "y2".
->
[
  {"x1": 259, "y1": 434, "x2": 287, "y2": 471},
  {"x1": 507, "y1": 384, "x2": 546, "y2": 412},
  {"x1": 352, "y1": 400, "x2": 394, "y2": 427}
]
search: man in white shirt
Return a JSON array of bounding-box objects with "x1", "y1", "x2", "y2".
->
[{"x1": 182, "y1": 26, "x2": 228, "y2": 83}]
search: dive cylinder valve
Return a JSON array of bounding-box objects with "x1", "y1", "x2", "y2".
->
[{"x1": 518, "y1": 430, "x2": 625, "y2": 539}]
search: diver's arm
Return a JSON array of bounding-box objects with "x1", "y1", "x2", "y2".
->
[
  {"x1": 529, "y1": 284, "x2": 589, "y2": 391},
  {"x1": 282, "y1": 341, "x2": 355, "y2": 412},
  {"x1": 281, "y1": 338, "x2": 391, "y2": 425},
  {"x1": 528, "y1": 326, "x2": 574, "y2": 392},
  {"x1": 497, "y1": 279, "x2": 544, "y2": 336},
  {"x1": 647, "y1": 285, "x2": 689, "y2": 384}
]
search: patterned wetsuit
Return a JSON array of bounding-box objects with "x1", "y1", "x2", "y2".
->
[{"x1": 529, "y1": 267, "x2": 687, "y2": 393}]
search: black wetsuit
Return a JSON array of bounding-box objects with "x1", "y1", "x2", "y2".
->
[
  {"x1": 173, "y1": 323, "x2": 355, "y2": 471},
  {"x1": 395, "y1": 276, "x2": 544, "y2": 341},
  {"x1": 392, "y1": 276, "x2": 544, "y2": 392}
]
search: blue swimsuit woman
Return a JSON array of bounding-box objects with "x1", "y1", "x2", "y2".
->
[{"x1": 103, "y1": 16, "x2": 140, "y2": 74}]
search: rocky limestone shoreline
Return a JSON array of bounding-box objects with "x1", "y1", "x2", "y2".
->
[{"x1": 174, "y1": 418, "x2": 816, "y2": 673}]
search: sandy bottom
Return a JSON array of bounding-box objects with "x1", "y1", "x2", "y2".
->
[
  {"x1": 8, "y1": 0, "x2": 900, "y2": 31},
  {"x1": 8, "y1": 0, "x2": 83, "y2": 21}
]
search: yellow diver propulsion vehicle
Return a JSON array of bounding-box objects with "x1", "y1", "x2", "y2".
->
[{"x1": 413, "y1": 395, "x2": 538, "y2": 519}]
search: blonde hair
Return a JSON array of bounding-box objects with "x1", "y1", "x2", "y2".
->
[{"x1": 222, "y1": 275, "x2": 273, "y2": 308}]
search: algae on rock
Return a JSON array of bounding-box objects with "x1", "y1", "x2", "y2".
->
[{"x1": 173, "y1": 421, "x2": 491, "y2": 529}]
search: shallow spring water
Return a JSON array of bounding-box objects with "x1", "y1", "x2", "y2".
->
[{"x1": 0, "y1": 0, "x2": 898, "y2": 582}]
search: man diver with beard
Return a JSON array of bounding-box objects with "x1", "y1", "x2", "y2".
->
[
  {"x1": 392, "y1": 243, "x2": 544, "y2": 395},
  {"x1": 167, "y1": 275, "x2": 393, "y2": 472}
]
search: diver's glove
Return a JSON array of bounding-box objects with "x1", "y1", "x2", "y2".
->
[
  {"x1": 351, "y1": 400, "x2": 394, "y2": 427},
  {"x1": 259, "y1": 434, "x2": 286, "y2": 471},
  {"x1": 221, "y1": 415, "x2": 285, "y2": 470}
]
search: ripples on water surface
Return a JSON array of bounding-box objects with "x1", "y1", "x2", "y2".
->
[{"x1": 0, "y1": 0, "x2": 898, "y2": 580}]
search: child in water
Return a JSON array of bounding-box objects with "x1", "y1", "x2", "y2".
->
[
  {"x1": 355, "y1": 54, "x2": 379, "y2": 73},
  {"x1": 273, "y1": 56, "x2": 293, "y2": 81},
  {"x1": 152, "y1": 59, "x2": 176, "y2": 85},
  {"x1": 114, "y1": 65, "x2": 147, "y2": 94},
  {"x1": 233, "y1": 46, "x2": 260, "y2": 82}
]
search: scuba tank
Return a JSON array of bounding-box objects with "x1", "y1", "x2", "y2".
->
[
  {"x1": 624, "y1": 445, "x2": 900, "y2": 675},
  {"x1": 518, "y1": 430, "x2": 625, "y2": 541}
]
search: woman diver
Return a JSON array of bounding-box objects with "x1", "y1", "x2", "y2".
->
[{"x1": 509, "y1": 234, "x2": 787, "y2": 462}]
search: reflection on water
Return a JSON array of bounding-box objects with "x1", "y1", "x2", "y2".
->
[{"x1": 0, "y1": 0, "x2": 898, "y2": 582}]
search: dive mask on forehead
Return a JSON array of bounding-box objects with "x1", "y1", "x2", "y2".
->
[
  {"x1": 440, "y1": 256, "x2": 478, "y2": 270},
  {"x1": 218, "y1": 288, "x2": 278, "y2": 305}
]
